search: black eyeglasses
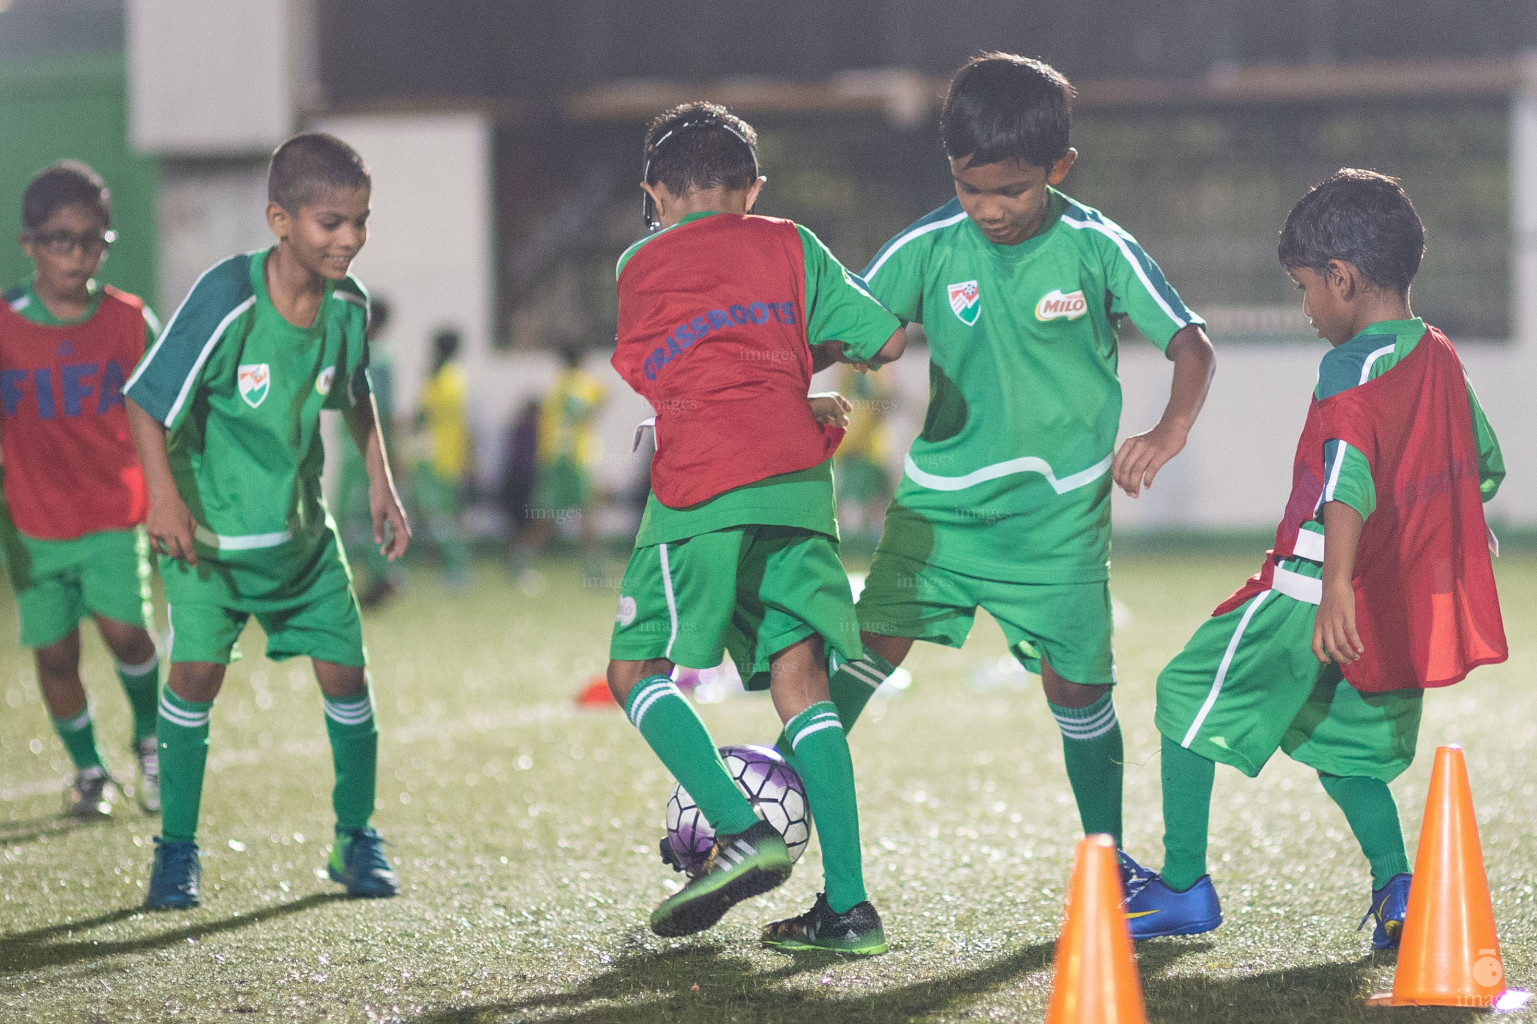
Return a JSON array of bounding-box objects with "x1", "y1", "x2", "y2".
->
[{"x1": 28, "y1": 229, "x2": 116, "y2": 257}]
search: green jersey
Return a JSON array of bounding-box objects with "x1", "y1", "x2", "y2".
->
[
  {"x1": 125, "y1": 249, "x2": 370, "y2": 569},
  {"x1": 862, "y1": 190, "x2": 1203, "y2": 583}
]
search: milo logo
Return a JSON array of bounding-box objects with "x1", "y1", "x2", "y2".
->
[{"x1": 1035, "y1": 288, "x2": 1088, "y2": 321}]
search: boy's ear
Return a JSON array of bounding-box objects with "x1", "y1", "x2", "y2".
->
[
  {"x1": 743, "y1": 176, "x2": 767, "y2": 212},
  {"x1": 1325, "y1": 258, "x2": 1361, "y2": 298},
  {"x1": 265, "y1": 201, "x2": 291, "y2": 240},
  {"x1": 1047, "y1": 148, "x2": 1078, "y2": 186},
  {"x1": 640, "y1": 181, "x2": 668, "y2": 222}
]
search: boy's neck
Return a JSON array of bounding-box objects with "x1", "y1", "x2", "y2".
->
[
  {"x1": 264, "y1": 243, "x2": 327, "y2": 329},
  {"x1": 655, "y1": 187, "x2": 753, "y2": 229},
  {"x1": 1339, "y1": 291, "x2": 1414, "y2": 346},
  {"x1": 32, "y1": 277, "x2": 94, "y2": 322}
]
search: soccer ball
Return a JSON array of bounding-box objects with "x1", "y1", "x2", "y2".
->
[{"x1": 665, "y1": 744, "x2": 811, "y2": 874}]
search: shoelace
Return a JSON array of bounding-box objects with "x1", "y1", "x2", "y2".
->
[
  {"x1": 155, "y1": 841, "x2": 198, "y2": 882},
  {"x1": 344, "y1": 830, "x2": 391, "y2": 873}
]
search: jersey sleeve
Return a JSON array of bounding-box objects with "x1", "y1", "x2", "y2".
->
[
  {"x1": 797, "y1": 225, "x2": 901, "y2": 362},
  {"x1": 328, "y1": 277, "x2": 372, "y2": 410},
  {"x1": 859, "y1": 218, "x2": 935, "y2": 323},
  {"x1": 142, "y1": 305, "x2": 162, "y2": 350},
  {"x1": 1321, "y1": 439, "x2": 1376, "y2": 521},
  {"x1": 124, "y1": 255, "x2": 253, "y2": 430},
  {"x1": 1090, "y1": 220, "x2": 1202, "y2": 352},
  {"x1": 1464, "y1": 379, "x2": 1504, "y2": 502}
]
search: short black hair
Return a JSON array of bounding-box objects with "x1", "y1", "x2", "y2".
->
[
  {"x1": 559, "y1": 344, "x2": 583, "y2": 370},
  {"x1": 1278, "y1": 169, "x2": 1425, "y2": 294},
  {"x1": 23, "y1": 160, "x2": 111, "y2": 231},
  {"x1": 643, "y1": 101, "x2": 759, "y2": 198},
  {"x1": 941, "y1": 53, "x2": 1074, "y2": 168},
  {"x1": 267, "y1": 132, "x2": 370, "y2": 213}
]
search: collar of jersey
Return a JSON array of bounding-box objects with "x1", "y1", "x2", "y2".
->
[
  {"x1": 14, "y1": 279, "x2": 103, "y2": 327},
  {"x1": 964, "y1": 188, "x2": 1068, "y2": 261},
  {"x1": 1344, "y1": 317, "x2": 1424, "y2": 348},
  {"x1": 252, "y1": 246, "x2": 335, "y2": 335}
]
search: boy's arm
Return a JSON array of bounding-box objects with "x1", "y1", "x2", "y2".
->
[
  {"x1": 126, "y1": 398, "x2": 199, "y2": 566},
  {"x1": 1113, "y1": 324, "x2": 1215, "y2": 497},
  {"x1": 342, "y1": 395, "x2": 411, "y2": 561},
  {"x1": 798, "y1": 226, "x2": 905, "y2": 369},
  {"x1": 1315, "y1": 499, "x2": 1365, "y2": 666}
]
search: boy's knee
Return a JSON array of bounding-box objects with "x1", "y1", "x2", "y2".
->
[
  {"x1": 168, "y1": 661, "x2": 226, "y2": 703},
  {"x1": 607, "y1": 659, "x2": 671, "y2": 706},
  {"x1": 313, "y1": 660, "x2": 368, "y2": 698}
]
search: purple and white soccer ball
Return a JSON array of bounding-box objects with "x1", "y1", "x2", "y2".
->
[{"x1": 665, "y1": 744, "x2": 811, "y2": 874}]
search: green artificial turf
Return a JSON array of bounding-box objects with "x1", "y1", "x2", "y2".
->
[{"x1": 2, "y1": 551, "x2": 1533, "y2": 1022}]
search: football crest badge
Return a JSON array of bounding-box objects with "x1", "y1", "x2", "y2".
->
[
  {"x1": 315, "y1": 366, "x2": 336, "y2": 396},
  {"x1": 947, "y1": 280, "x2": 981, "y2": 326},
  {"x1": 237, "y1": 363, "x2": 271, "y2": 408}
]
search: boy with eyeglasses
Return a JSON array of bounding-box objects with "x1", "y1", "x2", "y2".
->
[{"x1": 1, "y1": 160, "x2": 164, "y2": 819}]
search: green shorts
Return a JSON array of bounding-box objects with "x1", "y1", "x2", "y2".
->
[
  {"x1": 0, "y1": 521, "x2": 152, "y2": 648},
  {"x1": 609, "y1": 525, "x2": 862, "y2": 690},
  {"x1": 161, "y1": 526, "x2": 365, "y2": 666},
  {"x1": 1155, "y1": 582, "x2": 1422, "y2": 781},
  {"x1": 534, "y1": 457, "x2": 590, "y2": 513},
  {"x1": 857, "y1": 546, "x2": 1115, "y2": 684}
]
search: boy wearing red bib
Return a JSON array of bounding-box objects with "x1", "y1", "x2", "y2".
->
[
  {"x1": 1, "y1": 161, "x2": 163, "y2": 818},
  {"x1": 608, "y1": 103, "x2": 905, "y2": 953},
  {"x1": 1123, "y1": 171, "x2": 1506, "y2": 949}
]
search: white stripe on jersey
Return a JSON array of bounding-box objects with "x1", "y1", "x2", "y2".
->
[
  {"x1": 863, "y1": 211, "x2": 969, "y2": 282},
  {"x1": 903, "y1": 450, "x2": 1112, "y2": 494},
  {"x1": 1060, "y1": 215, "x2": 1188, "y2": 332},
  {"x1": 1359, "y1": 344, "x2": 1396, "y2": 385}
]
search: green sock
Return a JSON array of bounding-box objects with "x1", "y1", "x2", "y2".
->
[
  {"x1": 1048, "y1": 692, "x2": 1124, "y2": 846},
  {"x1": 625, "y1": 675, "x2": 758, "y2": 836},
  {"x1": 157, "y1": 688, "x2": 212, "y2": 844},
  {"x1": 1160, "y1": 734, "x2": 1214, "y2": 892},
  {"x1": 773, "y1": 652, "x2": 893, "y2": 761},
  {"x1": 51, "y1": 705, "x2": 105, "y2": 771},
  {"x1": 1318, "y1": 772, "x2": 1411, "y2": 889},
  {"x1": 324, "y1": 689, "x2": 378, "y2": 831},
  {"x1": 115, "y1": 653, "x2": 161, "y2": 744},
  {"x1": 785, "y1": 701, "x2": 867, "y2": 914}
]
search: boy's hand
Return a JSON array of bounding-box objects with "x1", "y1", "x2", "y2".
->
[
  {"x1": 146, "y1": 492, "x2": 200, "y2": 566},
  {"x1": 1313, "y1": 578, "x2": 1364, "y2": 665},
  {"x1": 809, "y1": 391, "x2": 853, "y2": 429},
  {"x1": 371, "y1": 484, "x2": 412, "y2": 561},
  {"x1": 1113, "y1": 420, "x2": 1189, "y2": 498}
]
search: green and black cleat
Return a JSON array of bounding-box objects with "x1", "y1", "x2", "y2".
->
[
  {"x1": 762, "y1": 892, "x2": 888, "y2": 955},
  {"x1": 649, "y1": 819, "x2": 791, "y2": 937}
]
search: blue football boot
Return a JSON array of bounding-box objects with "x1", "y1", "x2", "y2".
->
[
  {"x1": 1124, "y1": 874, "x2": 1223, "y2": 939},
  {"x1": 1360, "y1": 873, "x2": 1412, "y2": 949},
  {"x1": 144, "y1": 837, "x2": 201, "y2": 910},
  {"x1": 328, "y1": 827, "x2": 399, "y2": 898},
  {"x1": 1118, "y1": 849, "x2": 1158, "y2": 902}
]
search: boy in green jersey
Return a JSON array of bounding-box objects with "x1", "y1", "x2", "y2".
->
[
  {"x1": 124, "y1": 133, "x2": 411, "y2": 910},
  {"x1": 1124, "y1": 171, "x2": 1505, "y2": 948},
  {"x1": 778, "y1": 55, "x2": 1215, "y2": 867},
  {"x1": 611, "y1": 103, "x2": 905, "y2": 952},
  {"x1": 0, "y1": 161, "x2": 163, "y2": 819}
]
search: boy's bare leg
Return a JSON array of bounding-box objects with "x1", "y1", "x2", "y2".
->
[
  {"x1": 35, "y1": 629, "x2": 110, "y2": 788},
  {"x1": 36, "y1": 631, "x2": 87, "y2": 720}
]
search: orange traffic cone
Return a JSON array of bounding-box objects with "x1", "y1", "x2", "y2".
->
[
  {"x1": 573, "y1": 676, "x2": 617, "y2": 708},
  {"x1": 1369, "y1": 744, "x2": 1526, "y2": 1009},
  {"x1": 1046, "y1": 834, "x2": 1148, "y2": 1024}
]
